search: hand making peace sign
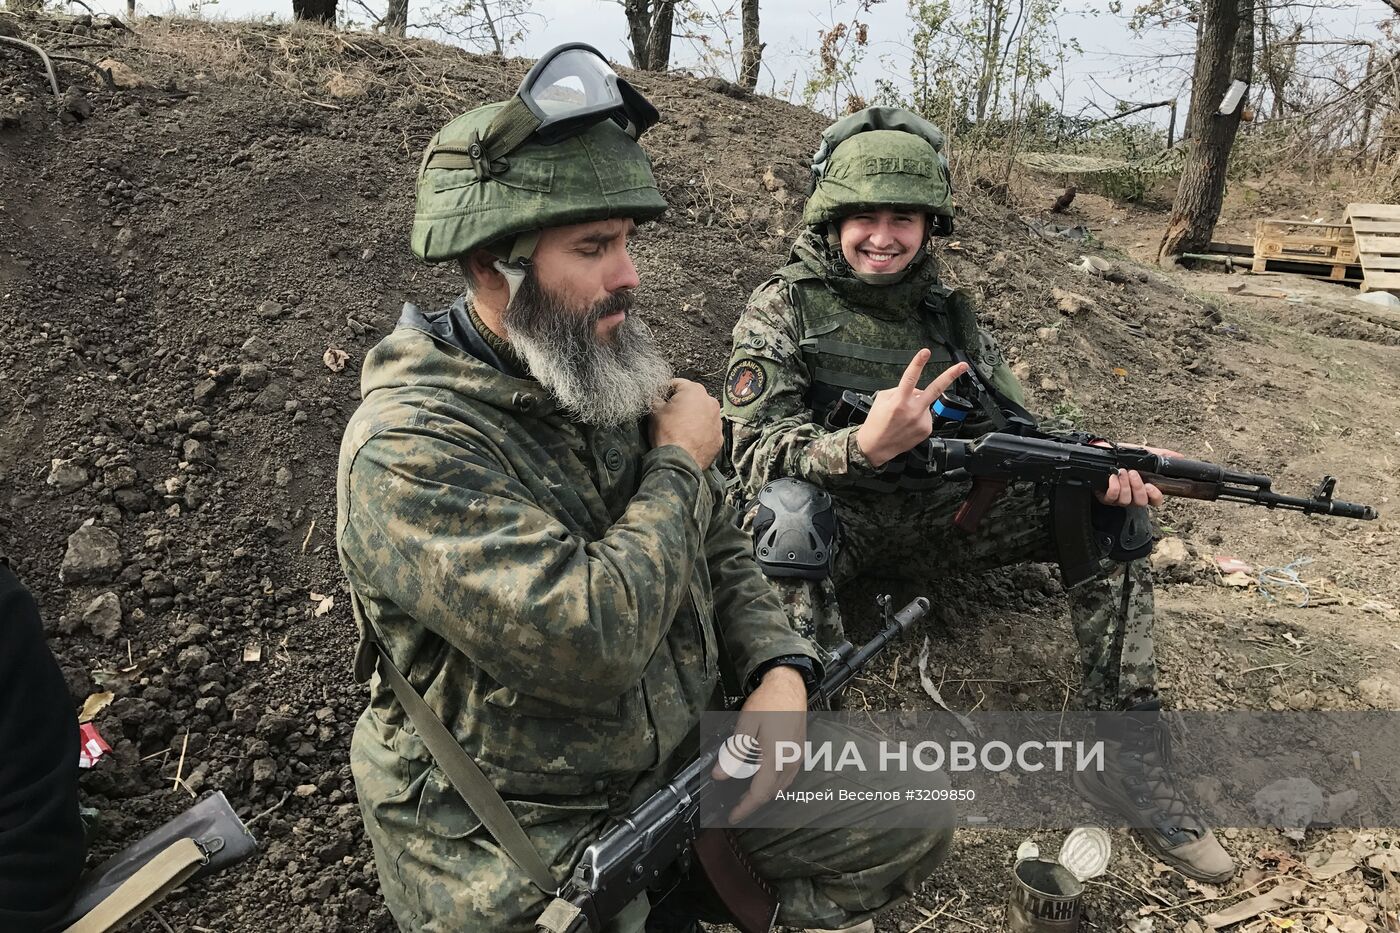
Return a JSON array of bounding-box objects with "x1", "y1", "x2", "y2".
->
[{"x1": 855, "y1": 349, "x2": 970, "y2": 468}]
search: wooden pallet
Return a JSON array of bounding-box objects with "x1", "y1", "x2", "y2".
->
[
  {"x1": 1252, "y1": 219, "x2": 1359, "y2": 280},
  {"x1": 1343, "y1": 202, "x2": 1400, "y2": 294},
  {"x1": 1250, "y1": 257, "x2": 1366, "y2": 283}
]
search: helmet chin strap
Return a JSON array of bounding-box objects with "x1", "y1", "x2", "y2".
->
[{"x1": 491, "y1": 229, "x2": 541, "y2": 305}]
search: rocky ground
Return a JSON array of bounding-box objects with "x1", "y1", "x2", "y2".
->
[{"x1": 2, "y1": 13, "x2": 1398, "y2": 933}]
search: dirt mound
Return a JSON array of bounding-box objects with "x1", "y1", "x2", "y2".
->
[{"x1": 3, "y1": 15, "x2": 1398, "y2": 932}]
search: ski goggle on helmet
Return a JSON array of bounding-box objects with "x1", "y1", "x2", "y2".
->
[{"x1": 449, "y1": 42, "x2": 659, "y2": 174}]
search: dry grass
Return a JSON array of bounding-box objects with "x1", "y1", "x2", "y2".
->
[{"x1": 117, "y1": 17, "x2": 490, "y2": 119}]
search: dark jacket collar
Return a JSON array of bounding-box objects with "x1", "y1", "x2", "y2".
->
[{"x1": 394, "y1": 297, "x2": 527, "y2": 379}]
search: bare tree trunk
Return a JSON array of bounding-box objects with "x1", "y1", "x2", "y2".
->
[
  {"x1": 292, "y1": 0, "x2": 337, "y2": 24},
  {"x1": 623, "y1": 0, "x2": 676, "y2": 71},
  {"x1": 481, "y1": 0, "x2": 503, "y2": 54},
  {"x1": 739, "y1": 0, "x2": 763, "y2": 90},
  {"x1": 1359, "y1": 44, "x2": 1378, "y2": 155},
  {"x1": 381, "y1": 0, "x2": 407, "y2": 35},
  {"x1": 973, "y1": 0, "x2": 1006, "y2": 122},
  {"x1": 1158, "y1": 0, "x2": 1255, "y2": 262}
]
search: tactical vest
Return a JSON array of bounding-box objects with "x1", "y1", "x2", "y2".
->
[{"x1": 772, "y1": 262, "x2": 1026, "y2": 491}]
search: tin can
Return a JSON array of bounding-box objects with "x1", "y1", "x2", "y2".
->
[{"x1": 1006, "y1": 857, "x2": 1084, "y2": 932}]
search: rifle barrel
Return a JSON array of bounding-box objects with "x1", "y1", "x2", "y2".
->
[{"x1": 1219, "y1": 485, "x2": 1378, "y2": 519}]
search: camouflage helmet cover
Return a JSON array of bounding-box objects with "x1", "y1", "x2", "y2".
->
[
  {"x1": 802, "y1": 107, "x2": 954, "y2": 227},
  {"x1": 411, "y1": 101, "x2": 668, "y2": 263}
]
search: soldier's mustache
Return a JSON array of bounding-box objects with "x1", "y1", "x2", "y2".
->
[{"x1": 583, "y1": 289, "x2": 635, "y2": 332}]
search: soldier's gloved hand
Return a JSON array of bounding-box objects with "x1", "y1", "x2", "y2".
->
[
  {"x1": 1091, "y1": 442, "x2": 1179, "y2": 508},
  {"x1": 856, "y1": 350, "x2": 969, "y2": 468},
  {"x1": 713, "y1": 666, "x2": 808, "y2": 824},
  {"x1": 650, "y1": 378, "x2": 723, "y2": 470}
]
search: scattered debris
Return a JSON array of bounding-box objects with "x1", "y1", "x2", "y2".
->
[
  {"x1": 1356, "y1": 290, "x2": 1400, "y2": 310},
  {"x1": 310, "y1": 592, "x2": 334, "y2": 616},
  {"x1": 323, "y1": 347, "x2": 350, "y2": 371},
  {"x1": 1201, "y1": 877, "x2": 1306, "y2": 929},
  {"x1": 78, "y1": 722, "x2": 112, "y2": 769},
  {"x1": 1054, "y1": 286, "x2": 1094, "y2": 315},
  {"x1": 1305, "y1": 849, "x2": 1359, "y2": 881},
  {"x1": 78, "y1": 691, "x2": 114, "y2": 723},
  {"x1": 1257, "y1": 557, "x2": 1314, "y2": 607},
  {"x1": 1078, "y1": 255, "x2": 1113, "y2": 276},
  {"x1": 1214, "y1": 556, "x2": 1253, "y2": 575},
  {"x1": 243, "y1": 643, "x2": 262, "y2": 663},
  {"x1": 916, "y1": 637, "x2": 979, "y2": 736}
]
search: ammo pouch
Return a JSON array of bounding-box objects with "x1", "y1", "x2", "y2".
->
[{"x1": 55, "y1": 791, "x2": 256, "y2": 933}]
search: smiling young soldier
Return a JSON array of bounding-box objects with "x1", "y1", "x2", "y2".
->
[
  {"x1": 721, "y1": 107, "x2": 1236, "y2": 885},
  {"x1": 336, "y1": 48, "x2": 951, "y2": 933}
]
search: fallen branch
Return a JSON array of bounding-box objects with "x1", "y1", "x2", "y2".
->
[
  {"x1": 0, "y1": 35, "x2": 62, "y2": 96},
  {"x1": 47, "y1": 51, "x2": 116, "y2": 89}
]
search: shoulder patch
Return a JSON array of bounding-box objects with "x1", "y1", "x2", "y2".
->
[{"x1": 725, "y1": 358, "x2": 768, "y2": 407}]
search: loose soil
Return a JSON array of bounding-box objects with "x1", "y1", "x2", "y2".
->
[{"x1": 2, "y1": 14, "x2": 1397, "y2": 933}]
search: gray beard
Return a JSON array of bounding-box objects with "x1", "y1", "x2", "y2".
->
[{"x1": 501, "y1": 271, "x2": 674, "y2": 428}]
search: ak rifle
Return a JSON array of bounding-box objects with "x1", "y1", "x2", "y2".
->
[
  {"x1": 825, "y1": 389, "x2": 1378, "y2": 585},
  {"x1": 535, "y1": 595, "x2": 931, "y2": 933}
]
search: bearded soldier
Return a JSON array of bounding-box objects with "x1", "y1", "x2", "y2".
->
[
  {"x1": 337, "y1": 49, "x2": 951, "y2": 933},
  {"x1": 722, "y1": 107, "x2": 1235, "y2": 884}
]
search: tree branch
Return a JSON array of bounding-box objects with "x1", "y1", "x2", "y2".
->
[{"x1": 1069, "y1": 98, "x2": 1176, "y2": 136}]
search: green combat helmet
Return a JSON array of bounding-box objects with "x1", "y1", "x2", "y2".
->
[
  {"x1": 803, "y1": 107, "x2": 954, "y2": 234},
  {"x1": 411, "y1": 43, "x2": 668, "y2": 298}
]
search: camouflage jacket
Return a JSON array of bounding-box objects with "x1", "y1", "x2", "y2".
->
[
  {"x1": 337, "y1": 299, "x2": 817, "y2": 803},
  {"x1": 723, "y1": 230, "x2": 1028, "y2": 501}
]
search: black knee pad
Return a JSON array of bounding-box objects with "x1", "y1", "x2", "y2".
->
[{"x1": 751, "y1": 478, "x2": 839, "y2": 580}]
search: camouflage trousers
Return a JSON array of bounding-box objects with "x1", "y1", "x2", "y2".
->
[
  {"x1": 755, "y1": 480, "x2": 1158, "y2": 712},
  {"x1": 353, "y1": 714, "x2": 954, "y2": 932}
]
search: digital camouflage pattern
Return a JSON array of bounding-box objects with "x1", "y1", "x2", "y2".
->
[
  {"x1": 723, "y1": 234, "x2": 1159, "y2": 712},
  {"x1": 742, "y1": 483, "x2": 1158, "y2": 711},
  {"x1": 804, "y1": 128, "x2": 952, "y2": 227},
  {"x1": 724, "y1": 228, "x2": 1025, "y2": 495},
  {"x1": 336, "y1": 313, "x2": 951, "y2": 930},
  {"x1": 411, "y1": 101, "x2": 667, "y2": 263}
]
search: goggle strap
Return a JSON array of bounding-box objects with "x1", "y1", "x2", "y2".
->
[{"x1": 478, "y1": 96, "x2": 543, "y2": 167}]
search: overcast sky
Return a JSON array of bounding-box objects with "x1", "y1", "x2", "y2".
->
[{"x1": 82, "y1": 0, "x2": 1392, "y2": 123}]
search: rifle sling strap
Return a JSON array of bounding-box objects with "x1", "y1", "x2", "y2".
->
[
  {"x1": 61, "y1": 838, "x2": 206, "y2": 933},
  {"x1": 369, "y1": 637, "x2": 557, "y2": 895}
]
